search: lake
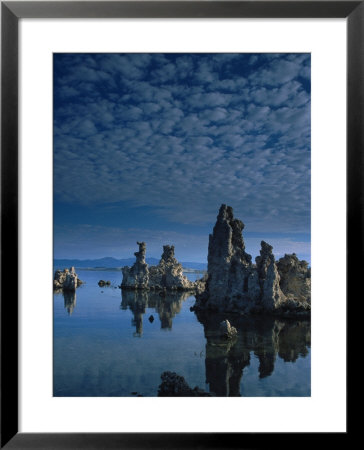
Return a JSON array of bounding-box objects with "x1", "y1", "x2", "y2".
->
[{"x1": 54, "y1": 269, "x2": 311, "y2": 397}]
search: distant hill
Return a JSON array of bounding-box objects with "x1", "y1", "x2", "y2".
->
[{"x1": 54, "y1": 257, "x2": 207, "y2": 271}]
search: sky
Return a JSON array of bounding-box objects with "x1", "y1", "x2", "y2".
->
[{"x1": 53, "y1": 53, "x2": 311, "y2": 263}]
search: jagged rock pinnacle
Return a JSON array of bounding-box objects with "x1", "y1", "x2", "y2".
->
[
  {"x1": 122, "y1": 243, "x2": 202, "y2": 291},
  {"x1": 194, "y1": 205, "x2": 310, "y2": 315}
]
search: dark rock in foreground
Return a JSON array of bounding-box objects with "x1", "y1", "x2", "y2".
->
[
  {"x1": 193, "y1": 204, "x2": 310, "y2": 316},
  {"x1": 158, "y1": 371, "x2": 214, "y2": 397},
  {"x1": 122, "y1": 243, "x2": 206, "y2": 292},
  {"x1": 54, "y1": 267, "x2": 83, "y2": 292}
]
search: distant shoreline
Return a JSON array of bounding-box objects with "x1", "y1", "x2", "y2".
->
[
  {"x1": 54, "y1": 258, "x2": 207, "y2": 272},
  {"x1": 55, "y1": 266, "x2": 206, "y2": 274}
]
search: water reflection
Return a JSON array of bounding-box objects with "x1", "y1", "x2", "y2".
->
[
  {"x1": 121, "y1": 291, "x2": 310, "y2": 394},
  {"x1": 54, "y1": 270, "x2": 310, "y2": 397},
  {"x1": 195, "y1": 311, "x2": 310, "y2": 396},
  {"x1": 63, "y1": 290, "x2": 77, "y2": 315},
  {"x1": 121, "y1": 289, "x2": 191, "y2": 336},
  {"x1": 55, "y1": 288, "x2": 77, "y2": 315}
]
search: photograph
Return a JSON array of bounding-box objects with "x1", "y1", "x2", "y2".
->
[{"x1": 53, "y1": 52, "x2": 311, "y2": 397}]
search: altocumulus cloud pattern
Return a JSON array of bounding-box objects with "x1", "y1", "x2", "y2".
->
[{"x1": 53, "y1": 53, "x2": 310, "y2": 262}]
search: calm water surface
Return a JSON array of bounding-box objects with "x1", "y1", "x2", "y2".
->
[{"x1": 54, "y1": 269, "x2": 311, "y2": 397}]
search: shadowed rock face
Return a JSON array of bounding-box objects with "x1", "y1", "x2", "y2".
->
[
  {"x1": 122, "y1": 243, "x2": 203, "y2": 291},
  {"x1": 54, "y1": 267, "x2": 83, "y2": 292},
  {"x1": 194, "y1": 204, "x2": 310, "y2": 315},
  {"x1": 206, "y1": 205, "x2": 252, "y2": 307},
  {"x1": 255, "y1": 240, "x2": 285, "y2": 310}
]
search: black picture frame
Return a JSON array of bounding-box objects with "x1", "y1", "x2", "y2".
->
[{"x1": 1, "y1": 1, "x2": 356, "y2": 448}]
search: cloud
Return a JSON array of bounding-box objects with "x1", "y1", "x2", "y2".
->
[
  {"x1": 250, "y1": 55, "x2": 310, "y2": 86},
  {"x1": 54, "y1": 53, "x2": 310, "y2": 235}
]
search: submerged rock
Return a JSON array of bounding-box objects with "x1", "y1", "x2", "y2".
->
[
  {"x1": 218, "y1": 320, "x2": 237, "y2": 339},
  {"x1": 53, "y1": 267, "x2": 83, "y2": 292},
  {"x1": 158, "y1": 371, "x2": 214, "y2": 397},
  {"x1": 122, "y1": 243, "x2": 203, "y2": 292},
  {"x1": 98, "y1": 280, "x2": 111, "y2": 287},
  {"x1": 194, "y1": 204, "x2": 310, "y2": 316}
]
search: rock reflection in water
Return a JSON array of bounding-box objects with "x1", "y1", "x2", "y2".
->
[
  {"x1": 54, "y1": 288, "x2": 77, "y2": 315},
  {"x1": 121, "y1": 289, "x2": 191, "y2": 336},
  {"x1": 63, "y1": 290, "x2": 77, "y2": 315},
  {"x1": 195, "y1": 311, "x2": 310, "y2": 396}
]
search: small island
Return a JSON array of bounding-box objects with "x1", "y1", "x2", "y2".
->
[{"x1": 53, "y1": 266, "x2": 83, "y2": 292}]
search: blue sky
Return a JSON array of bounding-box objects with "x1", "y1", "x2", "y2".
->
[{"x1": 53, "y1": 53, "x2": 310, "y2": 263}]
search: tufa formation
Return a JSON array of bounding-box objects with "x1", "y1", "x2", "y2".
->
[
  {"x1": 193, "y1": 204, "x2": 310, "y2": 315},
  {"x1": 54, "y1": 267, "x2": 83, "y2": 292},
  {"x1": 122, "y1": 243, "x2": 205, "y2": 292}
]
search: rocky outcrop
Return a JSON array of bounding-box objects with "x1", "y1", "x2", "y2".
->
[
  {"x1": 277, "y1": 253, "x2": 311, "y2": 304},
  {"x1": 194, "y1": 204, "x2": 310, "y2": 315},
  {"x1": 194, "y1": 272, "x2": 208, "y2": 294},
  {"x1": 121, "y1": 242, "x2": 149, "y2": 289},
  {"x1": 98, "y1": 280, "x2": 111, "y2": 287},
  {"x1": 148, "y1": 245, "x2": 195, "y2": 290},
  {"x1": 122, "y1": 243, "x2": 204, "y2": 292},
  {"x1": 255, "y1": 241, "x2": 285, "y2": 310},
  {"x1": 205, "y1": 204, "x2": 252, "y2": 308},
  {"x1": 53, "y1": 267, "x2": 83, "y2": 291},
  {"x1": 158, "y1": 371, "x2": 214, "y2": 397}
]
